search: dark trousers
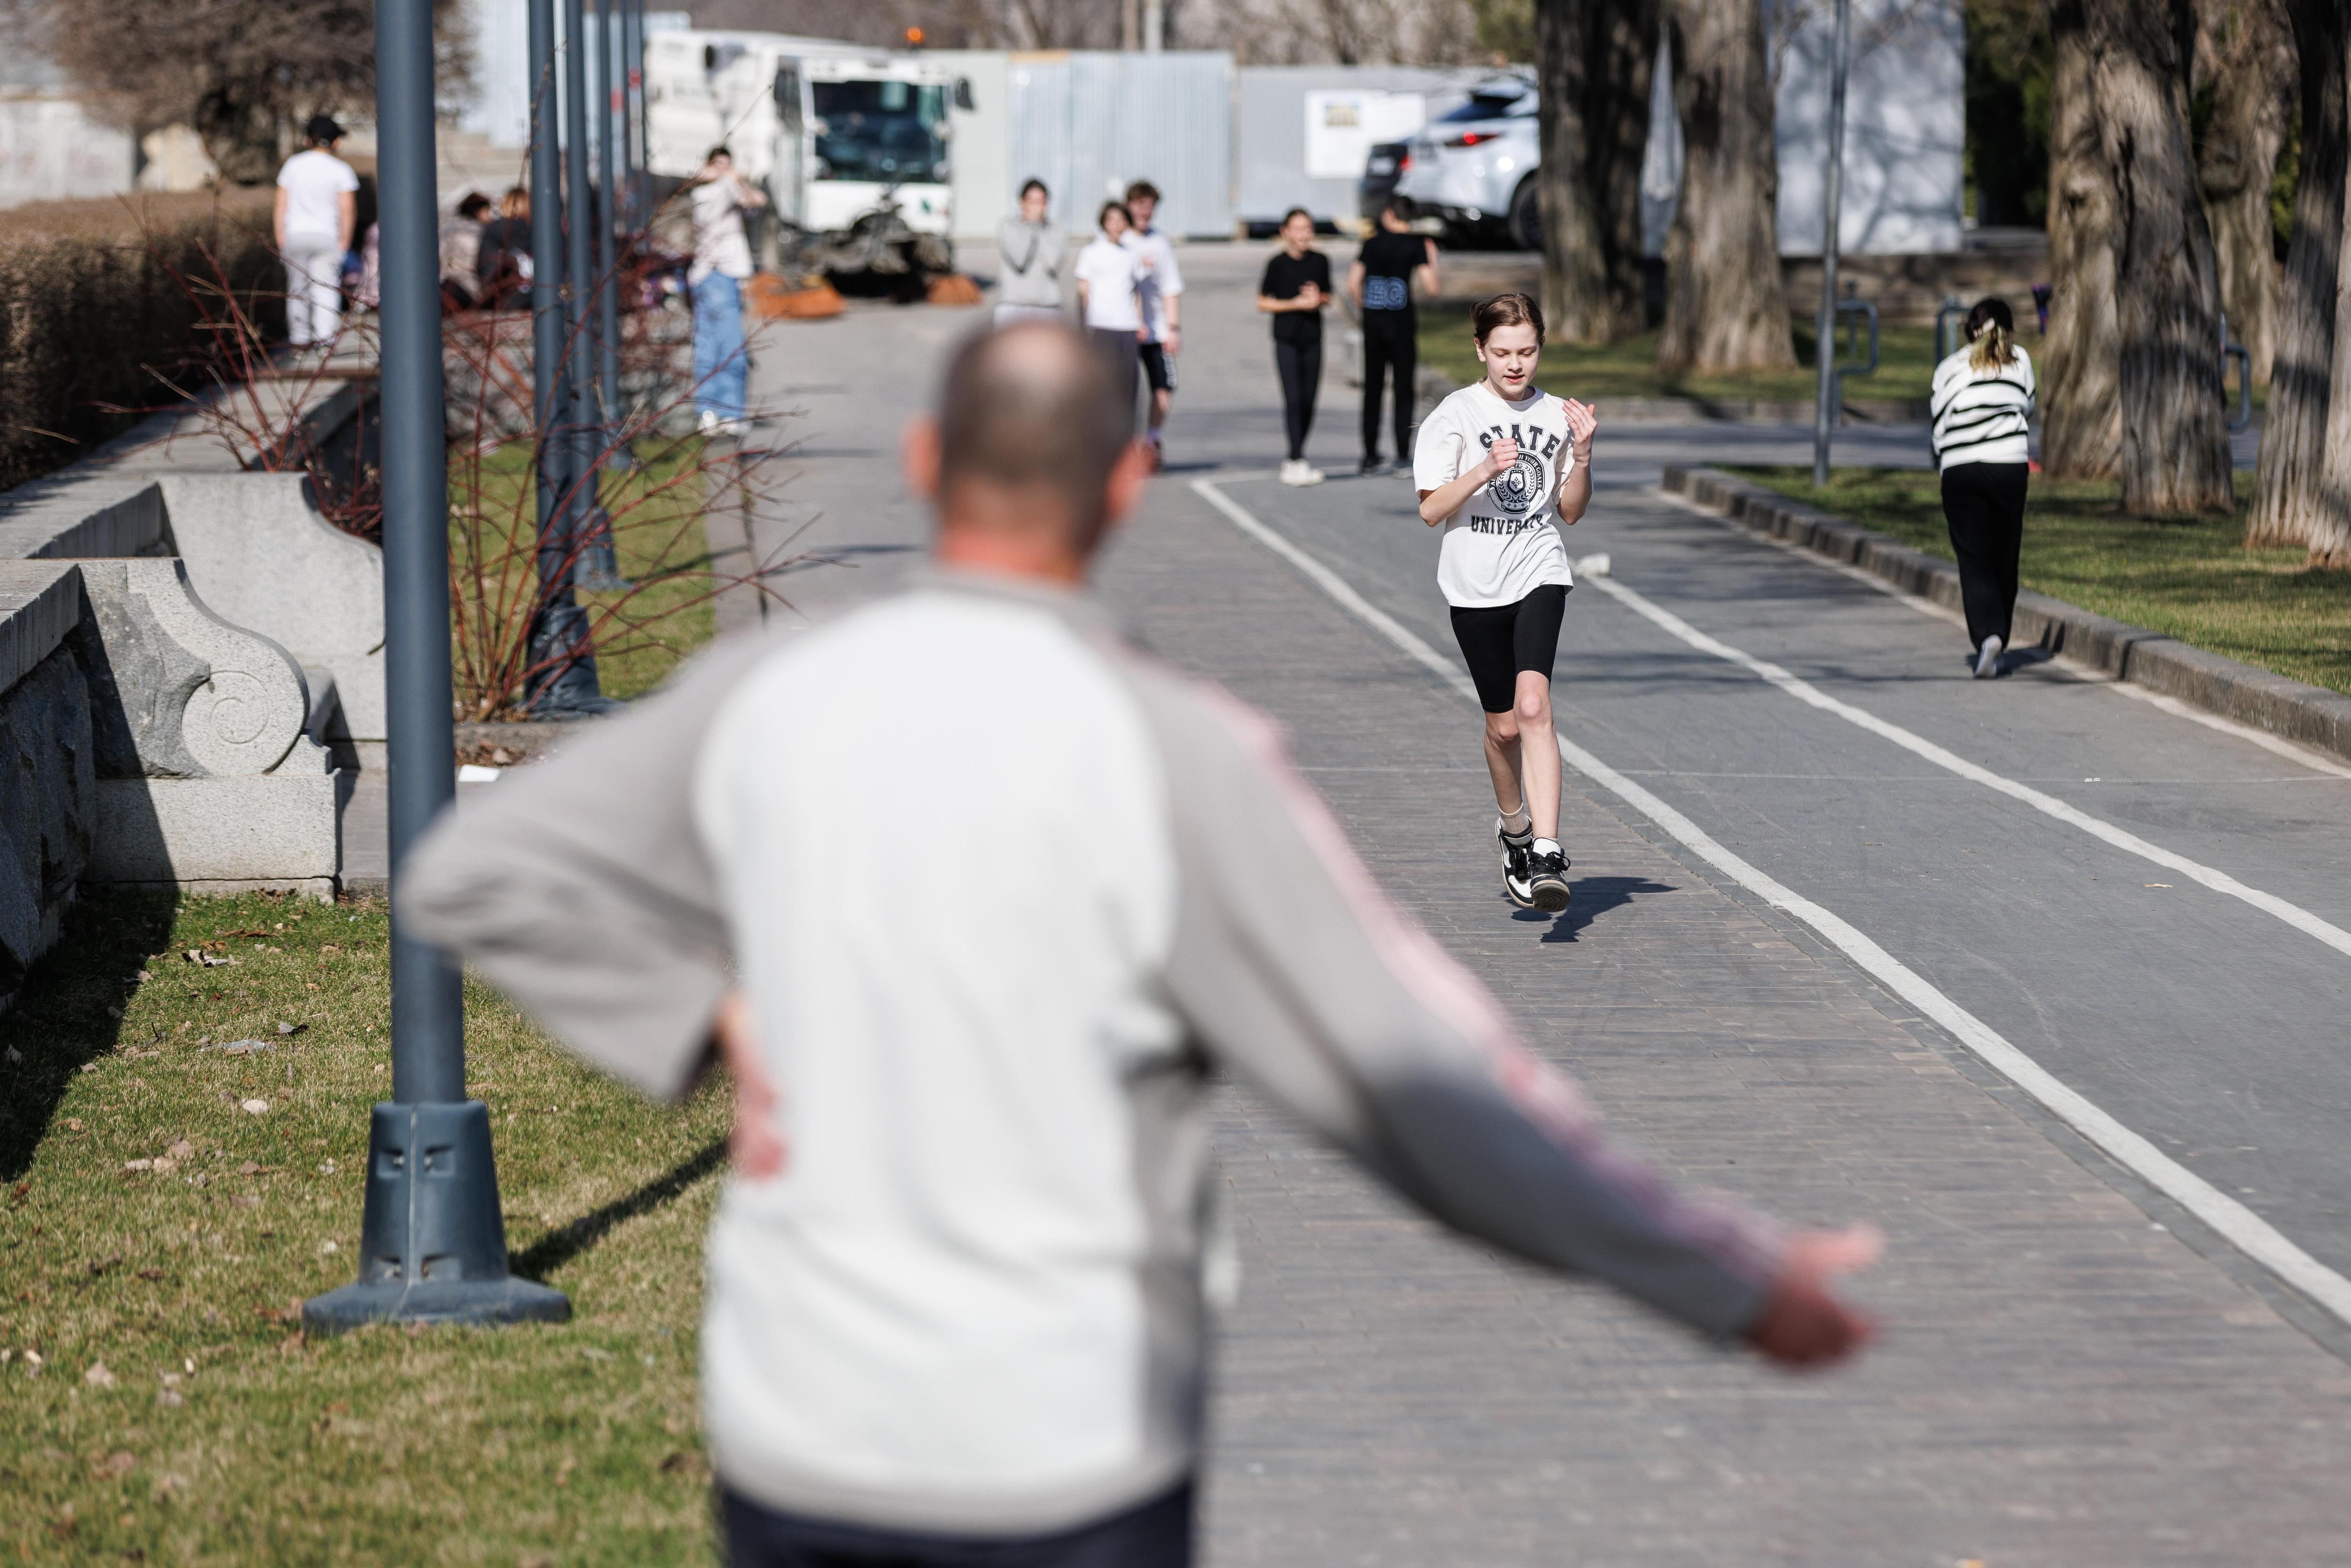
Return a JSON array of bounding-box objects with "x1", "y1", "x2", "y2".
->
[
  {"x1": 1090, "y1": 329, "x2": 1141, "y2": 436},
  {"x1": 1940, "y1": 460, "x2": 2029, "y2": 649},
  {"x1": 1274, "y1": 335, "x2": 1322, "y2": 460},
  {"x1": 1360, "y1": 313, "x2": 1416, "y2": 462},
  {"x1": 719, "y1": 1484, "x2": 1194, "y2": 1568}
]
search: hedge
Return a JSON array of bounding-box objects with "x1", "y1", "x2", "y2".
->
[{"x1": 0, "y1": 189, "x2": 283, "y2": 492}]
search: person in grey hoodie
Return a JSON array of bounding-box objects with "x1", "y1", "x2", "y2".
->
[
  {"x1": 995, "y1": 178, "x2": 1066, "y2": 326},
  {"x1": 401, "y1": 320, "x2": 1879, "y2": 1568}
]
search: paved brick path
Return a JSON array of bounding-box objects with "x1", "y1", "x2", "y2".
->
[
  {"x1": 1099, "y1": 489, "x2": 2351, "y2": 1564},
  {"x1": 729, "y1": 249, "x2": 2351, "y2": 1563}
]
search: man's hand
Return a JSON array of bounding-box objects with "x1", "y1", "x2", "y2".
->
[
  {"x1": 1562, "y1": 397, "x2": 1597, "y2": 461},
  {"x1": 1745, "y1": 1224, "x2": 1880, "y2": 1369},
  {"x1": 1296, "y1": 282, "x2": 1324, "y2": 309},
  {"x1": 1162, "y1": 327, "x2": 1181, "y2": 355},
  {"x1": 714, "y1": 990, "x2": 787, "y2": 1179}
]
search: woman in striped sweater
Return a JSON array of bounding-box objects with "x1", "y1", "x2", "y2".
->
[{"x1": 1931, "y1": 297, "x2": 2036, "y2": 678}]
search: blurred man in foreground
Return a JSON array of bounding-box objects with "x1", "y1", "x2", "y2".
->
[{"x1": 402, "y1": 322, "x2": 1878, "y2": 1568}]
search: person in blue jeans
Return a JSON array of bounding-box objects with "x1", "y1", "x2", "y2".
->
[{"x1": 690, "y1": 146, "x2": 766, "y2": 435}]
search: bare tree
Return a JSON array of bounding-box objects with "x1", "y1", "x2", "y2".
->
[
  {"x1": 2039, "y1": 0, "x2": 2233, "y2": 513},
  {"x1": 1654, "y1": 0, "x2": 1795, "y2": 375},
  {"x1": 1535, "y1": 0, "x2": 1657, "y2": 344},
  {"x1": 16, "y1": 0, "x2": 471, "y2": 186},
  {"x1": 2247, "y1": 0, "x2": 2351, "y2": 563},
  {"x1": 2195, "y1": 0, "x2": 2296, "y2": 386}
]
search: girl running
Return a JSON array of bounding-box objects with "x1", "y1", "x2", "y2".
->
[{"x1": 1414, "y1": 292, "x2": 1596, "y2": 914}]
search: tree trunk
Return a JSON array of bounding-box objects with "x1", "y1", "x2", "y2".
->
[
  {"x1": 1537, "y1": 0, "x2": 1658, "y2": 344},
  {"x1": 2196, "y1": 0, "x2": 2296, "y2": 386},
  {"x1": 2248, "y1": 0, "x2": 2351, "y2": 563},
  {"x1": 1654, "y1": 0, "x2": 1794, "y2": 375},
  {"x1": 2042, "y1": 0, "x2": 2234, "y2": 514}
]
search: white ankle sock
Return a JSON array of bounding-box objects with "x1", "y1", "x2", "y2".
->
[
  {"x1": 1531, "y1": 837, "x2": 1560, "y2": 857},
  {"x1": 1500, "y1": 806, "x2": 1532, "y2": 837}
]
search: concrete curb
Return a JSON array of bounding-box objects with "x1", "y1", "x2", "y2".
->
[{"x1": 1660, "y1": 463, "x2": 2351, "y2": 766}]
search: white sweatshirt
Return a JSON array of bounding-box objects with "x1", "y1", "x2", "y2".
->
[{"x1": 402, "y1": 569, "x2": 1788, "y2": 1537}]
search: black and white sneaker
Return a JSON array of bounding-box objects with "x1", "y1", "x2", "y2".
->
[
  {"x1": 1525, "y1": 839, "x2": 1572, "y2": 913},
  {"x1": 1496, "y1": 817, "x2": 1538, "y2": 907}
]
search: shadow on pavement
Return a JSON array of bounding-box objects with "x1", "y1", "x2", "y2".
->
[{"x1": 1533, "y1": 875, "x2": 1678, "y2": 944}]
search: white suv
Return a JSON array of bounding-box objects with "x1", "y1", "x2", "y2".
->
[{"x1": 1393, "y1": 77, "x2": 1541, "y2": 250}]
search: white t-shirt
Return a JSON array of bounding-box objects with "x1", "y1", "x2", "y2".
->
[
  {"x1": 276, "y1": 150, "x2": 359, "y2": 244},
  {"x1": 690, "y1": 177, "x2": 756, "y2": 284},
  {"x1": 1413, "y1": 381, "x2": 1577, "y2": 609},
  {"x1": 1074, "y1": 236, "x2": 1144, "y2": 332},
  {"x1": 1129, "y1": 228, "x2": 1183, "y2": 343}
]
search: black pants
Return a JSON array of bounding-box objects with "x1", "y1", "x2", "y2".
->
[
  {"x1": 1091, "y1": 330, "x2": 1141, "y2": 436},
  {"x1": 1940, "y1": 461, "x2": 2029, "y2": 649},
  {"x1": 1274, "y1": 335, "x2": 1321, "y2": 461},
  {"x1": 1361, "y1": 312, "x2": 1416, "y2": 462},
  {"x1": 719, "y1": 1484, "x2": 1193, "y2": 1568}
]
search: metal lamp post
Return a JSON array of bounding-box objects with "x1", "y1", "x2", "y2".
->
[
  {"x1": 1810, "y1": 0, "x2": 1852, "y2": 490},
  {"x1": 522, "y1": 0, "x2": 612, "y2": 714},
  {"x1": 562, "y1": 0, "x2": 623, "y2": 589},
  {"x1": 304, "y1": 0, "x2": 569, "y2": 1333},
  {"x1": 596, "y1": 0, "x2": 629, "y2": 476}
]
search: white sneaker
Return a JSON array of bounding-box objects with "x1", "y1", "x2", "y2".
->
[
  {"x1": 1974, "y1": 634, "x2": 2004, "y2": 679},
  {"x1": 1278, "y1": 459, "x2": 1306, "y2": 486},
  {"x1": 698, "y1": 410, "x2": 721, "y2": 436},
  {"x1": 1302, "y1": 465, "x2": 1325, "y2": 485}
]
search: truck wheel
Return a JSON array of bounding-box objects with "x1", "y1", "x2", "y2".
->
[{"x1": 1509, "y1": 178, "x2": 1542, "y2": 253}]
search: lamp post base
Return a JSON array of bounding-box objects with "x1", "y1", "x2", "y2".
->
[
  {"x1": 302, "y1": 1100, "x2": 571, "y2": 1335},
  {"x1": 304, "y1": 1275, "x2": 572, "y2": 1333}
]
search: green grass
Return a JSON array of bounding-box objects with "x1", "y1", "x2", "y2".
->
[
  {"x1": 1417, "y1": 305, "x2": 2039, "y2": 406},
  {"x1": 451, "y1": 439, "x2": 720, "y2": 713},
  {"x1": 0, "y1": 892, "x2": 727, "y2": 1565},
  {"x1": 1730, "y1": 465, "x2": 2351, "y2": 698}
]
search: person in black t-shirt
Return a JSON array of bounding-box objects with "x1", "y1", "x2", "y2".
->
[
  {"x1": 1348, "y1": 197, "x2": 1441, "y2": 475},
  {"x1": 1256, "y1": 207, "x2": 1333, "y2": 486}
]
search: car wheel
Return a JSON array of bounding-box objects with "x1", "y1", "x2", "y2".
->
[{"x1": 1509, "y1": 177, "x2": 1541, "y2": 253}]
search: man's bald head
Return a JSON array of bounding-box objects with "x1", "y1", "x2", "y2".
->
[{"x1": 936, "y1": 322, "x2": 1136, "y2": 552}]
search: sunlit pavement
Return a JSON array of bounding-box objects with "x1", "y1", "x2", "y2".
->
[{"x1": 726, "y1": 242, "x2": 2351, "y2": 1564}]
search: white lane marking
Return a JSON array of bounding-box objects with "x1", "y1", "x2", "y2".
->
[
  {"x1": 1582, "y1": 572, "x2": 2351, "y2": 961},
  {"x1": 1190, "y1": 474, "x2": 2351, "y2": 1330},
  {"x1": 1647, "y1": 484, "x2": 2351, "y2": 782}
]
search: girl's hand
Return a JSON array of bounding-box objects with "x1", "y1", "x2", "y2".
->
[
  {"x1": 1563, "y1": 397, "x2": 1597, "y2": 460},
  {"x1": 1483, "y1": 435, "x2": 1521, "y2": 480}
]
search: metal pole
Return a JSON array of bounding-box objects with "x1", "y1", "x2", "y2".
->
[
  {"x1": 623, "y1": 0, "x2": 647, "y2": 227},
  {"x1": 563, "y1": 0, "x2": 623, "y2": 589},
  {"x1": 521, "y1": 0, "x2": 609, "y2": 713},
  {"x1": 596, "y1": 0, "x2": 628, "y2": 475},
  {"x1": 1810, "y1": 0, "x2": 1851, "y2": 489},
  {"x1": 306, "y1": 0, "x2": 568, "y2": 1333}
]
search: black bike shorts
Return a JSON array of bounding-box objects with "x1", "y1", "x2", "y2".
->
[
  {"x1": 1141, "y1": 341, "x2": 1176, "y2": 394},
  {"x1": 1449, "y1": 583, "x2": 1569, "y2": 713}
]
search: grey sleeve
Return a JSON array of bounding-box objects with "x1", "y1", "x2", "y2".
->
[
  {"x1": 396, "y1": 634, "x2": 775, "y2": 1101},
  {"x1": 1124, "y1": 662, "x2": 1786, "y2": 1339}
]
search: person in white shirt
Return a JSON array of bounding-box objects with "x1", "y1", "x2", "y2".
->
[
  {"x1": 1073, "y1": 200, "x2": 1147, "y2": 429},
  {"x1": 1929, "y1": 297, "x2": 2038, "y2": 679},
  {"x1": 691, "y1": 146, "x2": 768, "y2": 436},
  {"x1": 1414, "y1": 292, "x2": 1596, "y2": 915},
  {"x1": 275, "y1": 116, "x2": 360, "y2": 349},
  {"x1": 1123, "y1": 181, "x2": 1184, "y2": 469}
]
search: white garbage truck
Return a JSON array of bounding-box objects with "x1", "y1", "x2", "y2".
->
[{"x1": 646, "y1": 30, "x2": 964, "y2": 282}]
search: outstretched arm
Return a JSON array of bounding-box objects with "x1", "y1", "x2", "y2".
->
[{"x1": 1135, "y1": 667, "x2": 1878, "y2": 1362}]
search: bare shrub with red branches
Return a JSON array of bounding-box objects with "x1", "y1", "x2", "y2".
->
[{"x1": 122, "y1": 209, "x2": 821, "y2": 716}]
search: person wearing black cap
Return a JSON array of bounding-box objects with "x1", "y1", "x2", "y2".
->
[{"x1": 275, "y1": 115, "x2": 359, "y2": 349}]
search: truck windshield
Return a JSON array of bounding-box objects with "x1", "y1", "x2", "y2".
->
[{"x1": 811, "y1": 80, "x2": 948, "y2": 184}]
